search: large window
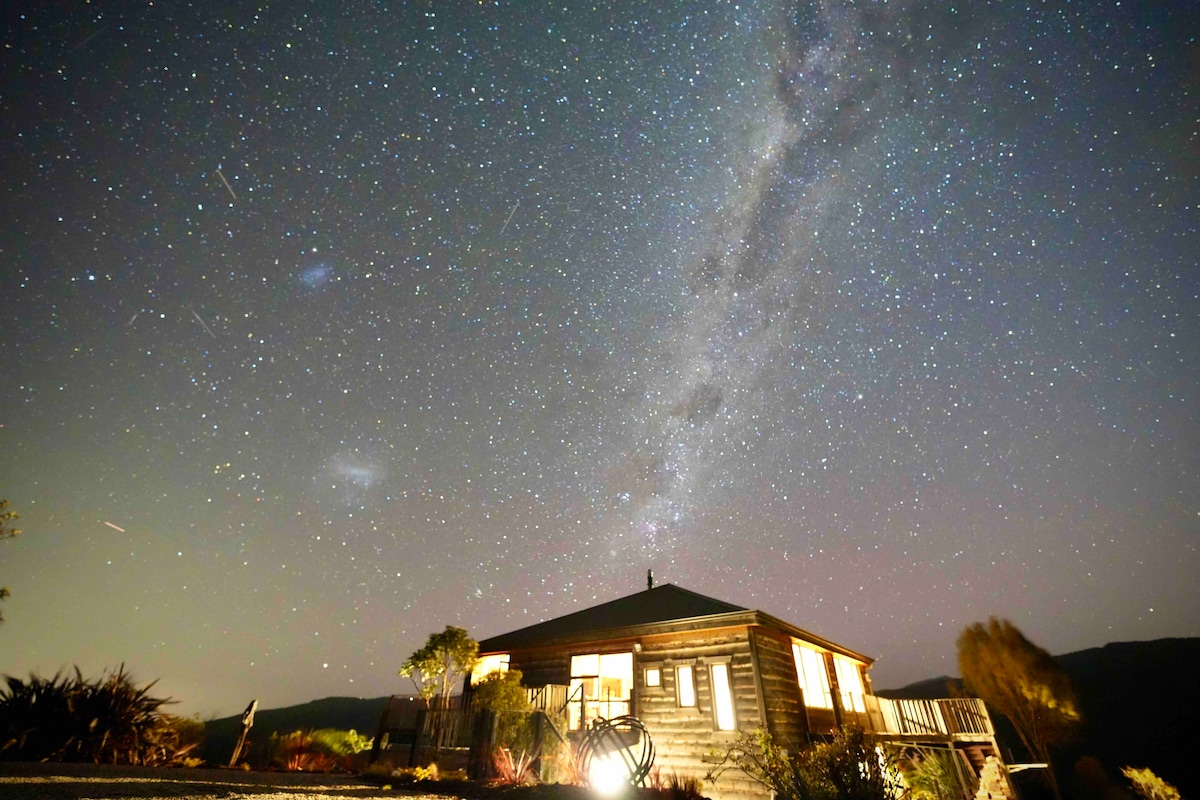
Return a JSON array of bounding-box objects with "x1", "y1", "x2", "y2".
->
[
  {"x1": 792, "y1": 642, "x2": 833, "y2": 709},
  {"x1": 471, "y1": 653, "x2": 509, "y2": 682},
  {"x1": 710, "y1": 662, "x2": 736, "y2": 731},
  {"x1": 569, "y1": 652, "x2": 633, "y2": 730},
  {"x1": 833, "y1": 656, "x2": 866, "y2": 713}
]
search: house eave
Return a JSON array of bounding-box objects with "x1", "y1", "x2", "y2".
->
[{"x1": 479, "y1": 608, "x2": 874, "y2": 666}]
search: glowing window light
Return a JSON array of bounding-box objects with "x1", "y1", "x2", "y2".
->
[
  {"x1": 711, "y1": 662, "x2": 736, "y2": 730},
  {"x1": 834, "y1": 656, "x2": 867, "y2": 713},
  {"x1": 676, "y1": 665, "x2": 696, "y2": 707},
  {"x1": 792, "y1": 642, "x2": 833, "y2": 709},
  {"x1": 471, "y1": 653, "x2": 509, "y2": 681},
  {"x1": 645, "y1": 667, "x2": 661, "y2": 687},
  {"x1": 569, "y1": 652, "x2": 633, "y2": 730}
]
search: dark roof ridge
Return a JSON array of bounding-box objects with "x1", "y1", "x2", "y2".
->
[
  {"x1": 476, "y1": 583, "x2": 746, "y2": 652},
  {"x1": 475, "y1": 583, "x2": 875, "y2": 664},
  {"x1": 652, "y1": 582, "x2": 748, "y2": 610}
]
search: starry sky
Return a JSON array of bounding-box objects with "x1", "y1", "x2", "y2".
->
[{"x1": 1, "y1": 1, "x2": 1197, "y2": 718}]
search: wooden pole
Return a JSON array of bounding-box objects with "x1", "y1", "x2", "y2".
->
[
  {"x1": 368, "y1": 702, "x2": 391, "y2": 766},
  {"x1": 228, "y1": 699, "x2": 258, "y2": 768}
]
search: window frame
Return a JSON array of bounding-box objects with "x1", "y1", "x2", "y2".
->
[
  {"x1": 792, "y1": 641, "x2": 833, "y2": 710},
  {"x1": 568, "y1": 651, "x2": 634, "y2": 730},
  {"x1": 675, "y1": 664, "x2": 697, "y2": 708},
  {"x1": 833, "y1": 655, "x2": 866, "y2": 713},
  {"x1": 709, "y1": 660, "x2": 737, "y2": 731}
]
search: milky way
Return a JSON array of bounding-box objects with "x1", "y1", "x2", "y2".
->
[{"x1": 1, "y1": 1, "x2": 1196, "y2": 716}]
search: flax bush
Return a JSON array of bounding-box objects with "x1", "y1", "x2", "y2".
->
[{"x1": 0, "y1": 665, "x2": 194, "y2": 765}]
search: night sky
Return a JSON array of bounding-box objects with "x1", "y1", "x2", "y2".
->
[{"x1": 2, "y1": 1, "x2": 1197, "y2": 718}]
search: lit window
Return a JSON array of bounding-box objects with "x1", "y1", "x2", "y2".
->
[
  {"x1": 710, "y1": 662, "x2": 736, "y2": 730},
  {"x1": 792, "y1": 642, "x2": 833, "y2": 709},
  {"x1": 472, "y1": 653, "x2": 509, "y2": 682},
  {"x1": 834, "y1": 656, "x2": 866, "y2": 713},
  {"x1": 645, "y1": 667, "x2": 661, "y2": 687},
  {"x1": 569, "y1": 652, "x2": 633, "y2": 730},
  {"x1": 676, "y1": 665, "x2": 696, "y2": 707}
]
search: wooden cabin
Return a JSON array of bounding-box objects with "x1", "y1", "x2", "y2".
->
[{"x1": 472, "y1": 583, "x2": 1011, "y2": 800}]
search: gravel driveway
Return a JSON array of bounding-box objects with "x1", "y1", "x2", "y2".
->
[{"x1": 0, "y1": 763, "x2": 442, "y2": 800}]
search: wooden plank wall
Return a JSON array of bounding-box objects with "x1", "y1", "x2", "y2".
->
[
  {"x1": 748, "y1": 627, "x2": 809, "y2": 747},
  {"x1": 508, "y1": 650, "x2": 572, "y2": 689},
  {"x1": 635, "y1": 628, "x2": 768, "y2": 800}
]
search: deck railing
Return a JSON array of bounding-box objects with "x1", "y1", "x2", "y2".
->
[
  {"x1": 527, "y1": 684, "x2": 630, "y2": 732},
  {"x1": 865, "y1": 696, "x2": 994, "y2": 738},
  {"x1": 527, "y1": 684, "x2": 570, "y2": 714}
]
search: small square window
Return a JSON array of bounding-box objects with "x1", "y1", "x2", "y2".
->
[
  {"x1": 645, "y1": 667, "x2": 661, "y2": 687},
  {"x1": 676, "y1": 665, "x2": 696, "y2": 707}
]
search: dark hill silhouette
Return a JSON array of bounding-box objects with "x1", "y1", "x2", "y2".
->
[
  {"x1": 202, "y1": 695, "x2": 393, "y2": 765},
  {"x1": 878, "y1": 637, "x2": 1199, "y2": 800}
]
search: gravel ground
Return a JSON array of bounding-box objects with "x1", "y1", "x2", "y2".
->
[{"x1": 0, "y1": 763, "x2": 442, "y2": 800}]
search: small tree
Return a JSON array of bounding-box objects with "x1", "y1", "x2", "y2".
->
[
  {"x1": 0, "y1": 500, "x2": 20, "y2": 624},
  {"x1": 957, "y1": 618, "x2": 1080, "y2": 800},
  {"x1": 398, "y1": 626, "x2": 479, "y2": 711}
]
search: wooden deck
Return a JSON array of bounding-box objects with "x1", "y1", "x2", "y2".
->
[{"x1": 864, "y1": 696, "x2": 996, "y2": 741}]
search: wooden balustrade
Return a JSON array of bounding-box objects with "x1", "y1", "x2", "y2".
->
[{"x1": 864, "y1": 695, "x2": 994, "y2": 738}]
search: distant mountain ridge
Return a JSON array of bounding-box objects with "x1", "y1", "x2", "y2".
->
[
  {"x1": 878, "y1": 637, "x2": 1200, "y2": 799},
  {"x1": 202, "y1": 695, "x2": 394, "y2": 764}
]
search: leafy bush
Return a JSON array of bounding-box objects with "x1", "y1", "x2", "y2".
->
[
  {"x1": 708, "y1": 727, "x2": 901, "y2": 800},
  {"x1": 474, "y1": 669, "x2": 535, "y2": 751},
  {"x1": 383, "y1": 763, "x2": 466, "y2": 783},
  {"x1": 1123, "y1": 767, "x2": 1182, "y2": 800},
  {"x1": 392, "y1": 763, "x2": 441, "y2": 782},
  {"x1": 898, "y1": 749, "x2": 965, "y2": 800},
  {"x1": 264, "y1": 728, "x2": 372, "y2": 772}
]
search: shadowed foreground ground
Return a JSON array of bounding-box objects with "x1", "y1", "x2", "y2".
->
[{"x1": 0, "y1": 763, "x2": 435, "y2": 800}]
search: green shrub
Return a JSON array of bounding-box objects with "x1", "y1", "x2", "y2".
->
[
  {"x1": 474, "y1": 669, "x2": 535, "y2": 751},
  {"x1": 392, "y1": 763, "x2": 440, "y2": 782},
  {"x1": 899, "y1": 749, "x2": 964, "y2": 800},
  {"x1": 264, "y1": 728, "x2": 373, "y2": 772},
  {"x1": 708, "y1": 727, "x2": 901, "y2": 800}
]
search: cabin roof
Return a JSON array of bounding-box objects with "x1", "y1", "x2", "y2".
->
[
  {"x1": 476, "y1": 584, "x2": 874, "y2": 664},
  {"x1": 477, "y1": 584, "x2": 746, "y2": 652}
]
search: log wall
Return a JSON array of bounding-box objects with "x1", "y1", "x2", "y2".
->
[
  {"x1": 748, "y1": 627, "x2": 809, "y2": 746},
  {"x1": 635, "y1": 627, "x2": 765, "y2": 800}
]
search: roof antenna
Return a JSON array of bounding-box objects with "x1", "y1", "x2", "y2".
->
[{"x1": 647, "y1": 569, "x2": 654, "y2": 590}]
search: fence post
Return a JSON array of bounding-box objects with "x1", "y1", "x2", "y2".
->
[
  {"x1": 531, "y1": 712, "x2": 546, "y2": 781},
  {"x1": 469, "y1": 709, "x2": 497, "y2": 780},
  {"x1": 409, "y1": 708, "x2": 428, "y2": 767},
  {"x1": 368, "y1": 703, "x2": 390, "y2": 766}
]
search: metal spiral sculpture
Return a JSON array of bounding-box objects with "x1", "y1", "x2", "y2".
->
[{"x1": 577, "y1": 715, "x2": 656, "y2": 791}]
